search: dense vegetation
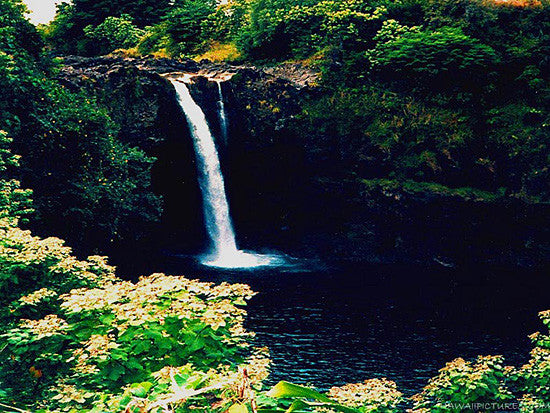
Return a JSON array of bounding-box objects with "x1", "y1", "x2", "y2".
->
[
  {"x1": 0, "y1": 0, "x2": 549, "y2": 411},
  {"x1": 1, "y1": 0, "x2": 161, "y2": 255}
]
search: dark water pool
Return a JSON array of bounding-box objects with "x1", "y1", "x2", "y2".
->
[{"x1": 160, "y1": 258, "x2": 549, "y2": 395}]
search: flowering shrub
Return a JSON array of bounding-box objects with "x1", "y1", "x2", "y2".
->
[
  {"x1": 514, "y1": 310, "x2": 550, "y2": 410},
  {"x1": 0, "y1": 224, "x2": 116, "y2": 322},
  {"x1": 410, "y1": 355, "x2": 514, "y2": 411},
  {"x1": 327, "y1": 379, "x2": 403, "y2": 412},
  {"x1": 1, "y1": 266, "x2": 264, "y2": 411},
  {"x1": 408, "y1": 310, "x2": 550, "y2": 412}
]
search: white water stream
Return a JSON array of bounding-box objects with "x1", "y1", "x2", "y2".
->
[{"x1": 216, "y1": 81, "x2": 229, "y2": 144}]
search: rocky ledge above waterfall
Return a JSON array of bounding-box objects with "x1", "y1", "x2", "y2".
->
[
  {"x1": 57, "y1": 55, "x2": 319, "y2": 151},
  {"x1": 59, "y1": 55, "x2": 320, "y2": 88}
]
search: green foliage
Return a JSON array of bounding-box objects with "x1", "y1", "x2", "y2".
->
[
  {"x1": 15, "y1": 85, "x2": 162, "y2": 254},
  {"x1": 41, "y1": 2, "x2": 76, "y2": 54},
  {"x1": 211, "y1": 0, "x2": 549, "y2": 201},
  {"x1": 485, "y1": 104, "x2": 550, "y2": 199},
  {"x1": 515, "y1": 311, "x2": 550, "y2": 409},
  {"x1": 294, "y1": 63, "x2": 548, "y2": 199},
  {"x1": 293, "y1": 87, "x2": 475, "y2": 186},
  {"x1": 411, "y1": 356, "x2": 514, "y2": 411},
  {"x1": 163, "y1": 0, "x2": 217, "y2": 56},
  {"x1": 263, "y1": 381, "x2": 359, "y2": 413},
  {"x1": 266, "y1": 381, "x2": 333, "y2": 403},
  {"x1": 0, "y1": 0, "x2": 43, "y2": 59},
  {"x1": 253, "y1": 380, "x2": 402, "y2": 413},
  {"x1": 235, "y1": 0, "x2": 386, "y2": 61},
  {"x1": 46, "y1": 0, "x2": 172, "y2": 55},
  {"x1": 361, "y1": 179, "x2": 506, "y2": 202},
  {"x1": 136, "y1": 23, "x2": 170, "y2": 56},
  {"x1": 84, "y1": 14, "x2": 145, "y2": 55},
  {"x1": 0, "y1": 0, "x2": 162, "y2": 255},
  {"x1": 0, "y1": 131, "x2": 32, "y2": 225},
  {"x1": 13, "y1": 87, "x2": 160, "y2": 253},
  {"x1": 368, "y1": 22, "x2": 498, "y2": 91},
  {"x1": 71, "y1": 0, "x2": 172, "y2": 28}
]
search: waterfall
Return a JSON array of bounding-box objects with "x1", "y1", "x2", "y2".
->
[
  {"x1": 171, "y1": 78, "x2": 277, "y2": 268},
  {"x1": 171, "y1": 79, "x2": 237, "y2": 259},
  {"x1": 216, "y1": 81, "x2": 229, "y2": 144}
]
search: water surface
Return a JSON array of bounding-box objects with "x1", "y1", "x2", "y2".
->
[{"x1": 161, "y1": 259, "x2": 549, "y2": 395}]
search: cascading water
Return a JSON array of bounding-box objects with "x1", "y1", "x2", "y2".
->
[
  {"x1": 171, "y1": 78, "x2": 280, "y2": 268},
  {"x1": 216, "y1": 81, "x2": 229, "y2": 144}
]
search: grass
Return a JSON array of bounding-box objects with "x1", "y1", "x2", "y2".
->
[{"x1": 194, "y1": 42, "x2": 242, "y2": 63}]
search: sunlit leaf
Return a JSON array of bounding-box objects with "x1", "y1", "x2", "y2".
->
[
  {"x1": 266, "y1": 381, "x2": 332, "y2": 403},
  {"x1": 228, "y1": 403, "x2": 249, "y2": 413}
]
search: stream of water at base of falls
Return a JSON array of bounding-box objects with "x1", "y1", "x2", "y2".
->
[{"x1": 171, "y1": 78, "x2": 287, "y2": 269}]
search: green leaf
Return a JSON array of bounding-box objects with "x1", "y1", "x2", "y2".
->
[
  {"x1": 228, "y1": 403, "x2": 249, "y2": 413},
  {"x1": 285, "y1": 400, "x2": 360, "y2": 413},
  {"x1": 125, "y1": 358, "x2": 144, "y2": 371},
  {"x1": 188, "y1": 337, "x2": 205, "y2": 352},
  {"x1": 265, "y1": 383, "x2": 360, "y2": 413},
  {"x1": 266, "y1": 382, "x2": 332, "y2": 403},
  {"x1": 293, "y1": 401, "x2": 359, "y2": 413},
  {"x1": 107, "y1": 364, "x2": 125, "y2": 381},
  {"x1": 133, "y1": 339, "x2": 151, "y2": 353},
  {"x1": 99, "y1": 313, "x2": 116, "y2": 326},
  {"x1": 286, "y1": 400, "x2": 309, "y2": 413},
  {"x1": 129, "y1": 381, "x2": 153, "y2": 397}
]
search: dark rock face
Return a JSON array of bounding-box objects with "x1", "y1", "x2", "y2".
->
[
  {"x1": 58, "y1": 57, "x2": 206, "y2": 255},
  {"x1": 59, "y1": 56, "x2": 550, "y2": 269},
  {"x1": 329, "y1": 183, "x2": 550, "y2": 268}
]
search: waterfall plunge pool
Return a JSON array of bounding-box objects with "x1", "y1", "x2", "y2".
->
[
  {"x1": 199, "y1": 250, "x2": 293, "y2": 269},
  {"x1": 157, "y1": 258, "x2": 549, "y2": 396}
]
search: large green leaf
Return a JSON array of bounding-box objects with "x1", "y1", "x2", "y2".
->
[
  {"x1": 228, "y1": 403, "x2": 249, "y2": 413},
  {"x1": 287, "y1": 400, "x2": 359, "y2": 413},
  {"x1": 265, "y1": 382, "x2": 360, "y2": 413},
  {"x1": 266, "y1": 382, "x2": 332, "y2": 403}
]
